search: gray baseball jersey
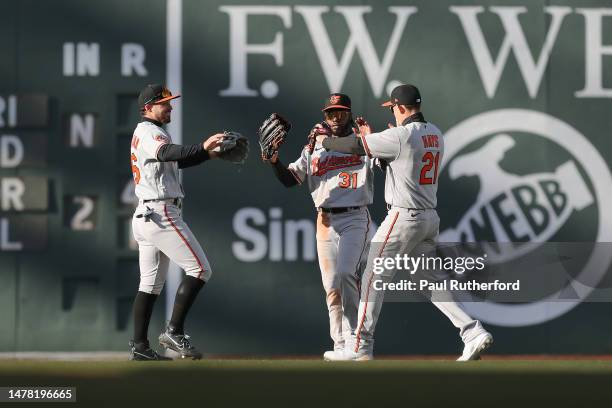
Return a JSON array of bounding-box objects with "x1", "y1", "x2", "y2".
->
[
  {"x1": 359, "y1": 122, "x2": 443, "y2": 209},
  {"x1": 288, "y1": 133, "x2": 375, "y2": 208},
  {"x1": 130, "y1": 119, "x2": 211, "y2": 296},
  {"x1": 285, "y1": 131, "x2": 374, "y2": 353},
  {"x1": 348, "y1": 119, "x2": 488, "y2": 358},
  {"x1": 131, "y1": 121, "x2": 184, "y2": 200}
]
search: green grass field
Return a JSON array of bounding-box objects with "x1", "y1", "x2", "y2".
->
[{"x1": 2, "y1": 359, "x2": 612, "y2": 407}]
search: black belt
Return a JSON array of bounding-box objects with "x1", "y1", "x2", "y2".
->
[
  {"x1": 143, "y1": 198, "x2": 181, "y2": 206},
  {"x1": 319, "y1": 206, "x2": 361, "y2": 214}
]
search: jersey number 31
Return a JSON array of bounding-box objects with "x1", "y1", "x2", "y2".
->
[
  {"x1": 419, "y1": 152, "x2": 440, "y2": 185},
  {"x1": 338, "y1": 172, "x2": 358, "y2": 189}
]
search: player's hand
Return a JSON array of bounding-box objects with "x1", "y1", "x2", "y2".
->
[
  {"x1": 262, "y1": 137, "x2": 284, "y2": 164},
  {"x1": 355, "y1": 116, "x2": 372, "y2": 135},
  {"x1": 315, "y1": 134, "x2": 328, "y2": 144},
  {"x1": 262, "y1": 150, "x2": 279, "y2": 164},
  {"x1": 387, "y1": 122, "x2": 396, "y2": 129},
  {"x1": 312, "y1": 123, "x2": 330, "y2": 135},
  {"x1": 203, "y1": 133, "x2": 225, "y2": 151}
]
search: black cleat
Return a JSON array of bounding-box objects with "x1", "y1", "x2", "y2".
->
[
  {"x1": 158, "y1": 329, "x2": 203, "y2": 360},
  {"x1": 129, "y1": 340, "x2": 172, "y2": 361}
]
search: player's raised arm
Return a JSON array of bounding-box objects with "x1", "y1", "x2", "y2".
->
[
  {"x1": 319, "y1": 134, "x2": 366, "y2": 155},
  {"x1": 269, "y1": 157, "x2": 301, "y2": 188},
  {"x1": 263, "y1": 141, "x2": 303, "y2": 188},
  {"x1": 258, "y1": 113, "x2": 301, "y2": 188},
  {"x1": 157, "y1": 132, "x2": 252, "y2": 169},
  {"x1": 156, "y1": 133, "x2": 224, "y2": 169},
  {"x1": 316, "y1": 116, "x2": 370, "y2": 156}
]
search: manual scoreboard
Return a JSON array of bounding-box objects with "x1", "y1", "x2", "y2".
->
[{"x1": 0, "y1": 0, "x2": 168, "y2": 350}]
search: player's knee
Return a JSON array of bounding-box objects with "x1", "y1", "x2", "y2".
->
[
  {"x1": 186, "y1": 267, "x2": 212, "y2": 283},
  {"x1": 326, "y1": 289, "x2": 341, "y2": 307},
  {"x1": 151, "y1": 282, "x2": 165, "y2": 295},
  {"x1": 138, "y1": 282, "x2": 161, "y2": 295}
]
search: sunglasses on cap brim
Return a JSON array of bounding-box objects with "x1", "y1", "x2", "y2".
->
[{"x1": 144, "y1": 88, "x2": 181, "y2": 105}]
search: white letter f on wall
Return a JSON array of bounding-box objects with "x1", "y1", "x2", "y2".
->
[{"x1": 219, "y1": 6, "x2": 292, "y2": 98}]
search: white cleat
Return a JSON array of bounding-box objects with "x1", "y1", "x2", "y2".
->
[
  {"x1": 324, "y1": 349, "x2": 373, "y2": 361},
  {"x1": 457, "y1": 332, "x2": 493, "y2": 361},
  {"x1": 353, "y1": 352, "x2": 374, "y2": 361},
  {"x1": 323, "y1": 350, "x2": 343, "y2": 361}
]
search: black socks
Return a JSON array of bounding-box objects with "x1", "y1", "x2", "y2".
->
[
  {"x1": 132, "y1": 291, "x2": 158, "y2": 346},
  {"x1": 132, "y1": 276, "x2": 204, "y2": 346},
  {"x1": 168, "y1": 276, "x2": 205, "y2": 334}
]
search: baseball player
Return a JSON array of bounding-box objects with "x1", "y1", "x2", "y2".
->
[
  {"x1": 264, "y1": 94, "x2": 374, "y2": 359},
  {"x1": 129, "y1": 84, "x2": 226, "y2": 361},
  {"x1": 318, "y1": 84, "x2": 493, "y2": 361}
]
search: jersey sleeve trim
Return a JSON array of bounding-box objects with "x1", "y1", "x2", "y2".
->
[
  {"x1": 288, "y1": 168, "x2": 303, "y2": 185},
  {"x1": 154, "y1": 141, "x2": 169, "y2": 160},
  {"x1": 359, "y1": 133, "x2": 373, "y2": 158}
]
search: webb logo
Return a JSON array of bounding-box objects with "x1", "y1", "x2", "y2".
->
[
  {"x1": 439, "y1": 133, "x2": 593, "y2": 263},
  {"x1": 439, "y1": 109, "x2": 612, "y2": 327}
]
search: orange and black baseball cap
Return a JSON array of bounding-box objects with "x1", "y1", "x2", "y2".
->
[
  {"x1": 381, "y1": 84, "x2": 421, "y2": 107},
  {"x1": 322, "y1": 93, "x2": 351, "y2": 111},
  {"x1": 138, "y1": 84, "x2": 181, "y2": 108}
]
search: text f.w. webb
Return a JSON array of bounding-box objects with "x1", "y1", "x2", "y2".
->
[{"x1": 373, "y1": 279, "x2": 521, "y2": 292}]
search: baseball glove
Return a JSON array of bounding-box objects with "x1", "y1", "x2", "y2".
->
[
  {"x1": 217, "y1": 131, "x2": 249, "y2": 164},
  {"x1": 258, "y1": 113, "x2": 292, "y2": 161},
  {"x1": 306, "y1": 122, "x2": 332, "y2": 154}
]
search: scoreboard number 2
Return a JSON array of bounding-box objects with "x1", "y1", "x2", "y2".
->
[{"x1": 64, "y1": 196, "x2": 97, "y2": 231}]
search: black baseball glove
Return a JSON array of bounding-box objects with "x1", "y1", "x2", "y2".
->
[
  {"x1": 216, "y1": 131, "x2": 249, "y2": 164},
  {"x1": 258, "y1": 113, "x2": 292, "y2": 161}
]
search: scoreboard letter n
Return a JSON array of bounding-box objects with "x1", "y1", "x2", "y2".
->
[
  {"x1": 69, "y1": 114, "x2": 96, "y2": 147},
  {"x1": 63, "y1": 43, "x2": 100, "y2": 76}
]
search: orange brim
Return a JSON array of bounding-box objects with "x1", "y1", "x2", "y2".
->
[
  {"x1": 322, "y1": 104, "x2": 350, "y2": 111},
  {"x1": 155, "y1": 94, "x2": 181, "y2": 104},
  {"x1": 381, "y1": 100, "x2": 393, "y2": 107}
]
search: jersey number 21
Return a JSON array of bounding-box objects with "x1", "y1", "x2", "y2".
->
[{"x1": 419, "y1": 152, "x2": 440, "y2": 185}]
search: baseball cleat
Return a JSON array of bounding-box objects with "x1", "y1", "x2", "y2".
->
[
  {"x1": 353, "y1": 351, "x2": 374, "y2": 361},
  {"x1": 324, "y1": 349, "x2": 373, "y2": 361},
  {"x1": 158, "y1": 330, "x2": 203, "y2": 360},
  {"x1": 129, "y1": 340, "x2": 172, "y2": 361},
  {"x1": 323, "y1": 350, "x2": 342, "y2": 361},
  {"x1": 457, "y1": 332, "x2": 493, "y2": 361}
]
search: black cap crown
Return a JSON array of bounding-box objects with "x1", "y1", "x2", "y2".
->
[
  {"x1": 382, "y1": 84, "x2": 421, "y2": 107},
  {"x1": 138, "y1": 84, "x2": 180, "y2": 108},
  {"x1": 322, "y1": 93, "x2": 351, "y2": 111}
]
